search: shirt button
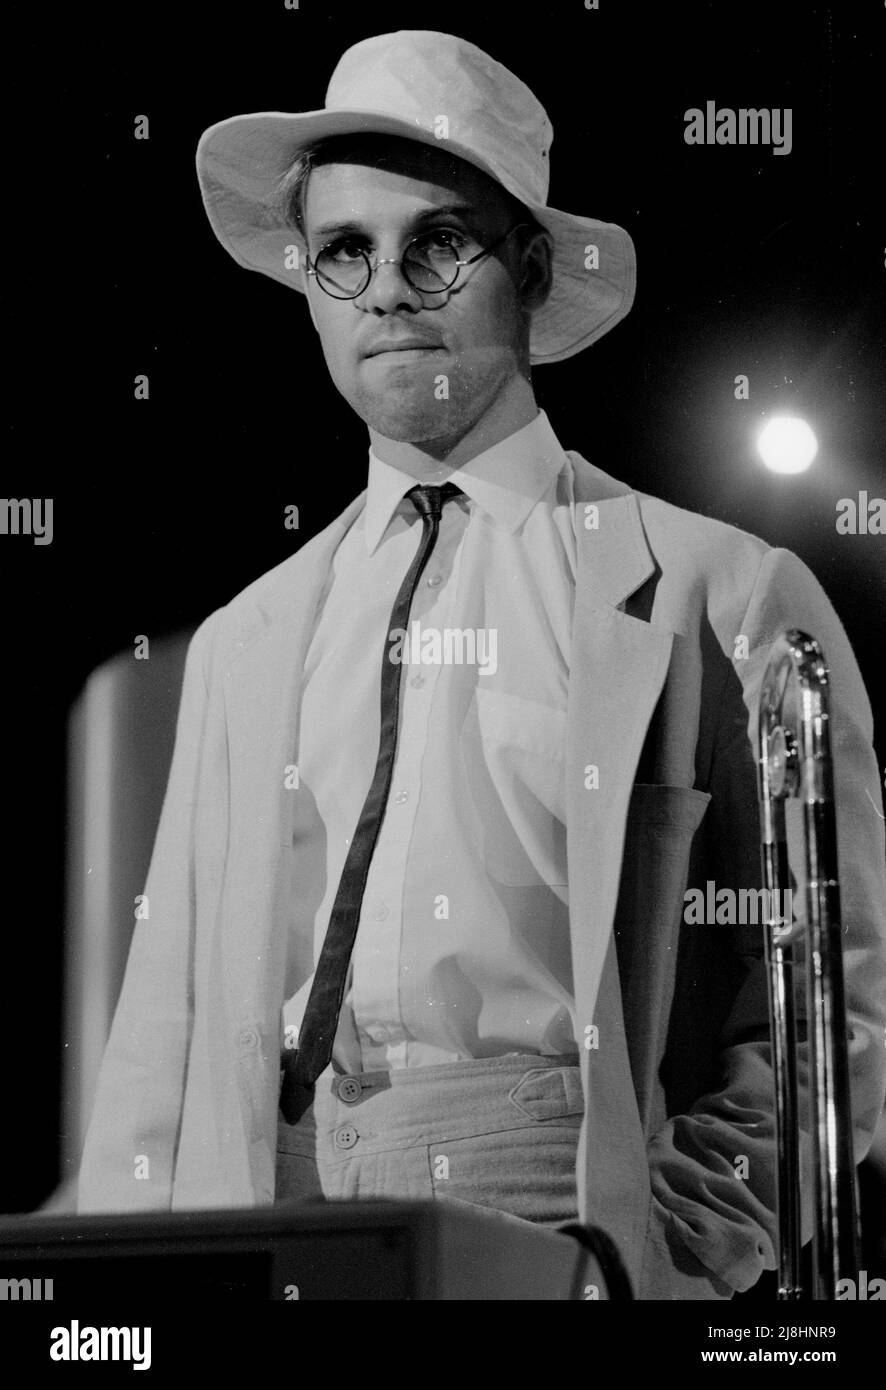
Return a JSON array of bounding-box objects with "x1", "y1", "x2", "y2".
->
[
  {"x1": 334, "y1": 1124, "x2": 359, "y2": 1150},
  {"x1": 409, "y1": 674, "x2": 425, "y2": 688},
  {"x1": 238, "y1": 1027, "x2": 259, "y2": 1048},
  {"x1": 337, "y1": 1077, "x2": 362, "y2": 1104},
  {"x1": 394, "y1": 790, "x2": 409, "y2": 804},
  {"x1": 370, "y1": 902, "x2": 388, "y2": 921},
  {"x1": 426, "y1": 574, "x2": 442, "y2": 587}
]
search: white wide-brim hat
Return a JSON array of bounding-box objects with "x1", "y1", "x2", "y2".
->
[{"x1": 196, "y1": 29, "x2": 636, "y2": 365}]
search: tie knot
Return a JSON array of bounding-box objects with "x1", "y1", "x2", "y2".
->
[{"x1": 406, "y1": 481, "x2": 463, "y2": 521}]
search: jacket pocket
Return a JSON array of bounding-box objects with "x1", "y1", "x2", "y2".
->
[
  {"x1": 618, "y1": 782, "x2": 712, "y2": 932},
  {"x1": 627, "y1": 781, "x2": 712, "y2": 832}
]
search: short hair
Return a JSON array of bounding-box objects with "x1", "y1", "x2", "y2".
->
[{"x1": 275, "y1": 131, "x2": 544, "y2": 245}]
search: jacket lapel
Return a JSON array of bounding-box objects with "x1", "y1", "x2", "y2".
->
[
  {"x1": 565, "y1": 458, "x2": 675, "y2": 1286},
  {"x1": 566, "y1": 459, "x2": 674, "y2": 1027}
]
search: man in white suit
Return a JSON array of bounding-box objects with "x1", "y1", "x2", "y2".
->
[{"x1": 77, "y1": 31, "x2": 886, "y2": 1299}]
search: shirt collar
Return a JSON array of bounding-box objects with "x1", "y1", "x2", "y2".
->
[{"x1": 362, "y1": 409, "x2": 569, "y2": 555}]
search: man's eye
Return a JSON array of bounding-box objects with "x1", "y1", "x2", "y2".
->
[
  {"x1": 416, "y1": 228, "x2": 469, "y2": 253},
  {"x1": 325, "y1": 237, "x2": 366, "y2": 262}
]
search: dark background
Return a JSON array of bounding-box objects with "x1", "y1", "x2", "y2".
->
[{"x1": 3, "y1": 1, "x2": 884, "y2": 1216}]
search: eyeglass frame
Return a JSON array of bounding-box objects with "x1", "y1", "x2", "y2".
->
[{"x1": 304, "y1": 221, "x2": 533, "y2": 300}]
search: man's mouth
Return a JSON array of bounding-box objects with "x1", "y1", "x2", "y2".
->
[{"x1": 364, "y1": 338, "x2": 445, "y2": 358}]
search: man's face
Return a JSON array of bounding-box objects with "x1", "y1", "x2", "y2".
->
[{"x1": 301, "y1": 140, "x2": 534, "y2": 451}]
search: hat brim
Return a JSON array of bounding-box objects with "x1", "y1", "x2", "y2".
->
[{"x1": 196, "y1": 109, "x2": 636, "y2": 365}]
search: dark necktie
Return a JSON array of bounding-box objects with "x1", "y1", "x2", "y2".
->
[{"x1": 280, "y1": 480, "x2": 464, "y2": 1123}]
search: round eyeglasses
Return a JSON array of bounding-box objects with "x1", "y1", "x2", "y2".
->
[{"x1": 305, "y1": 223, "x2": 530, "y2": 300}]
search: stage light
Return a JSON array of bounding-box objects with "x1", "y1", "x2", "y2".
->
[{"x1": 757, "y1": 416, "x2": 818, "y2": 474}]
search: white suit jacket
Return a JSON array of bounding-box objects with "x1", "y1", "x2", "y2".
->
[{"x1": 77, "y1": 450, "x2": 886, "y2": 1299}]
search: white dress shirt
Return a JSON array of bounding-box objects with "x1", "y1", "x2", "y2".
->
[{"x1": 283, "y1": 408, "x2": 581, "y2": 1071}]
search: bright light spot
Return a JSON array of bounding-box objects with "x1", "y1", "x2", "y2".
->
[{"x1": 757, "y1": 416, "x2": 818, "y2": 474}]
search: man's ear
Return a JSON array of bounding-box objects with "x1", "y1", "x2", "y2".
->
[{"x1": 519, "y1": 228, "x2": 554, "y2": 312}]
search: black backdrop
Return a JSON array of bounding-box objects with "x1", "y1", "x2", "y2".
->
[{"x1": 3, "y1": 0, "x2": 884, "y2": 1215}]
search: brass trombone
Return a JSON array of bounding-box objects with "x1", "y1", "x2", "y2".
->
[{"x1": 757, "y1": 628, "x2": 861, "y2": 1299}]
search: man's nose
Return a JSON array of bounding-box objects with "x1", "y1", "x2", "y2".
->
[{"x1": 357, "y1": 257, "x2": 422, "y2": 314}]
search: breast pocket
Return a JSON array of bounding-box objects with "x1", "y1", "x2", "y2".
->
[{"x1": 462, "y1": 687, "x2": 568, "y2": 886}]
